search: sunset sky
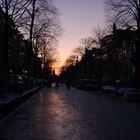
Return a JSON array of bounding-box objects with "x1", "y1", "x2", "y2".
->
[{"x1": 54, "y1": 0, "x2": 106, "y2": 72}]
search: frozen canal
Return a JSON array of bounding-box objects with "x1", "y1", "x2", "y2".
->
[{"x1": 0, "y1": 85, "x2": 140, "y2": 140}]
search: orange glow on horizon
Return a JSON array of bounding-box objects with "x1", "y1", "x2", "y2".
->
[
  {"x1": 52, "y1": 63, "x2": 62, "y2": 76},
  {"x1": 55, "y1": 68, "x2": 61, "y2": 76}
]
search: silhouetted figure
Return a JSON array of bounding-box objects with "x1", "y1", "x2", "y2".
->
[
  {"x1": 47, "y1": 78, "x2": 52, "y2": 88},
  {"x1": 66, "y1": 80, "x2": 71, "y2": 90},
  {"x1": 55, "y1": 81, "x2": 59, "y2": 89}
]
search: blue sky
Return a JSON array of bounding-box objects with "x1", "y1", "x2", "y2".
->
[{"x1": 54, "y1": 0, "x2": 105, "y2": 67}]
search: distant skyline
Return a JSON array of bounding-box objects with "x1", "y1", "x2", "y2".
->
[{"x1": 54, "y1": 0, "x2": 106, "y2": 70}]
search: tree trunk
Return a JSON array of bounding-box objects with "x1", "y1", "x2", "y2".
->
[
  {"x1": 134, "y1": 3, "x2": 140, "y2": 88},
  {"x1": 27, "y1": 0, "x2": 36, "y2": 77},
  {"x1": 33, "y1": 53, "x2": 37, "y2": 79},
  {"x1": 0, "y1": 0, "x2": 9, "y2": 95}
]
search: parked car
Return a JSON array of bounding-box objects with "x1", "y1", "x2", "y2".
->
[
  {"x1": 101, "y1": 85, "x2": 116, "y2": 94},
  {"x1": 8, "y1": 74, "x2": 24, "y2": 92},
  {"x1": 123, "y1": 88, "x2": 140, "y2": 102},
  {"x1": 20, "y1": 75, "x2": 28, "y2": 89},
  {"x1": 75, "y1": 79, "x2": 100, "y2": 90},
  {"x1": 115, "y1": 87, "x2": 133, "y2": 96}
]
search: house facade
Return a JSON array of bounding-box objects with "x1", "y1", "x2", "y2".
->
[{"x1": 100, "y1": 26, "x2": 136, "y2": 86}]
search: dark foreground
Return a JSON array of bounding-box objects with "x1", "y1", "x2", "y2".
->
[{"x1": 0, "y1": 85, "x2": 140, "y2": 140}]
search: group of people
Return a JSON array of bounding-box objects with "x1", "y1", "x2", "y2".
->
[{"x1": 46, "y1": 77, "x2": 71, "y2": 90}]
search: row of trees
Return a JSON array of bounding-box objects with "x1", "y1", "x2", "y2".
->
[
  {"x1": 61, "y1": 0, "x2": 140, "y2": 88},
  {"x1": 0, "y1": 0, "x2": 61, "y2": 93}
]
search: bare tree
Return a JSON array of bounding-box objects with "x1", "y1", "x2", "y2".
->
[
  {"x1": 64, "y1": 55, "x2": 77, "y2": 68},
  {"x1": 37, "y1": 34, "x2": 59, "y2": 78},
  {"x1": 0, "y1": 0, "x2": 31, "y2": 26},
  {"x1": 105, "y1": 0, "x2": 140, "y2": 88},
  {"x1": 79, "y1": 37, "x2": 95, "y2": 49},
  {"x1": 72, "y1": 46, "x2": 85, "y2": 58},
  {"x1": 105, "y1": 0, "x2": 140, "y2": 29},
  {"x1": 91, "y1": 26, "x2": 107, "y2": 48},
  {"x1": 0, "y1": 0, "x2": 61, "y2": 93},
  {"x1": 79, "y1": 26, "x2": 106, "y2": 50},
  {"x1": 0, "y1": 0, "x2": 31, "y2": 93},
  {"x1": 25, "y1": 0, "x2": 61, "y2": 76},
  {"x1": 71, "y1": 26, "x2": 106, "y2": 65}
]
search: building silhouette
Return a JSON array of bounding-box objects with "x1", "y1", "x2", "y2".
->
[
  {"x1": 61, "y1": 25, "x2": 137, "y2": 87},
  {"x1": 101, "y1": 25, "x2": 136, "y2": 86}
]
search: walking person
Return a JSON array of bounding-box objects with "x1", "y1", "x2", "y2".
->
[
  {"x1": 55, "y1": 81, "x2": 59, "y2": 89},
  {"x1": 66, "y1": 80, "x2": 71, "y2": 90}
]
